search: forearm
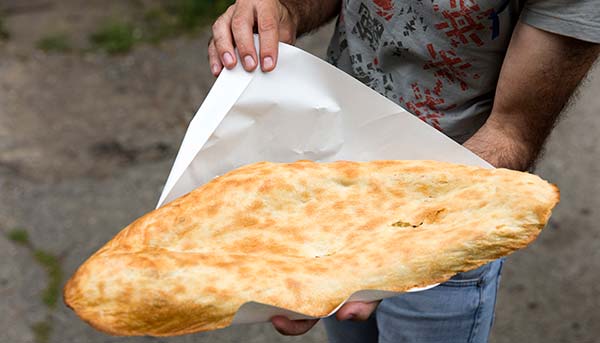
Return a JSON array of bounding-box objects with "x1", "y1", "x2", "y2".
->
[
  {"x1": 463, "y1": 118, "x2": 534, "y2": 170},
  {"x1": 281, "y1": 0, "x2": 341, "y2": 36},
  {"x1": 464, "y1": 22, "x2": 599, "y2": 170}
]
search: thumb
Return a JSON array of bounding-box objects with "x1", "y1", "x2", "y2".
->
[{"x1": 336, "y1": 301, "x2": 380, "y2": 321}]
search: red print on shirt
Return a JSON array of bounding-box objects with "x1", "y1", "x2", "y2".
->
[
  {"x1": 434, "y1": 0, "x2": 485, "y2": 47},
  {"x1": 373, "y1": 0, "x2": 395, "y2": 21},
  {"x1": 423, "y1": 44, "x2": 471, "y2": 91},
  {"x1": 401, "y1": 81, "x2": 457, "y2": 131},
  {"x1": 349, "y1": 0, "x2": 493, "y2": 131}
]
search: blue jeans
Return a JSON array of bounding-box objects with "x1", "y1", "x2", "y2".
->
[{"x1": 324, "y1": 259, "x2": 504, "y2": 343}]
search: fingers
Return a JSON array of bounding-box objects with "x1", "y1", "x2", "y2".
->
[
  {"x1": 209, "y1": 0, "x2": 288, "y2": 74},
  {"x1": 211, "y1": 6, "x2": 237, "y2": 70},
  {"x1": 336, "y1": 301, "x2": 380, "y2": 321},
  {"x1": 231, "y1": 1, "x2": 258, "y2": 71},
  {"x1": 269, "y1": 302, "x2": 378, "y2": 337},
  {"x1": 207, "y1": 39, "x2": 223, "y2": 76},
  {"x1": 256, "y1": 1, "x2": 280, "y2": 72},
  {"x1": 271, "y1": 316, "x2": 319, "y2": 336}
]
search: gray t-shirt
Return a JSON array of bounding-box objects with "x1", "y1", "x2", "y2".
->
[{"x1": 328, "y1": 0, "x2": 600, "y2": 143}]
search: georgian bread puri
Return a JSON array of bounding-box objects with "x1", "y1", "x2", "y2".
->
[{"x1": 64, "y1": 160, "x2": 559, "y2": 336}]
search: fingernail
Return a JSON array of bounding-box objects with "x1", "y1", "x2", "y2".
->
[
  {"x1": 244, "y1": 55, "x2": 256, "y2": 69},
  {"x1": 223, "y1": 52, "x2": 234, "y2": 66},
  {"x1": 211, "y1": 64, "x2": 220, "y2": 75},
  {"x1": 346, "y1": 314, "x2": 355, "y2": 321},
  {"x1": 263, "y1": 56, "x2": 274, "y2": 70}
]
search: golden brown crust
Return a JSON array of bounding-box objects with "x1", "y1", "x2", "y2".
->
[{"x1": 64, "y1": 160, "x2": 560, "y2": 336}]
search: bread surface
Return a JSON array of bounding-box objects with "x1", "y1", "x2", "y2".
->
[{"x1": 64, "y1": 160, "x2": 559, "y2": 336}]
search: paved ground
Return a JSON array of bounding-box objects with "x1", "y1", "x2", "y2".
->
[{"x1": 1, "y1": 2, "x2": 599, "y2": 343}]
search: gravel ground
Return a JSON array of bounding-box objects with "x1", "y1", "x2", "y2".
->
[{"x1": 1, "y1": 2, "x2": 599, "y2": 342}]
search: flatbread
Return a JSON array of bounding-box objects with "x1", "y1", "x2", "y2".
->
[{"x1": 64, "y1": 160, "x2": 559, "y2": 336}]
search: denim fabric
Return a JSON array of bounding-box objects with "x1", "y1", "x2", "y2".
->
[{"x1": 324, "y1": 259, "x2": 504, "y2": 343}]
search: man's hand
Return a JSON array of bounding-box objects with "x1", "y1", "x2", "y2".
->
[
  {"x1": 208, "y1": 0, "x2": 298, "y2": 76},
  {"x1": 271, "y1": 301, "x2": 379, "y2": 336},
  {"x1": 208, "y1": 0, "x2": 341, "y2": 76}
]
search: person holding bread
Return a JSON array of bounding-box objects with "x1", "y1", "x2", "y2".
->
[{"x1": 207, "y1": 0, "x2": 599, "y2": 342}]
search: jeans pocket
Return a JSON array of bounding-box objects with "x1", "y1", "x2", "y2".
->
[{"x1": 441, "y1": 263, "x2": 492, "y2": 287}]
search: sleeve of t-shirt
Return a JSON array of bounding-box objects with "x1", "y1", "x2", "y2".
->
[{"x1": 520, "y1": 0, "x2": 600, "y2": 43}]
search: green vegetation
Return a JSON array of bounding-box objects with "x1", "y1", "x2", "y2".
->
[
  {"x1": 142, "y1": 8, "x2": 180, "y2": 43},
  {"x1": 34, "y1": 250, "x2": 63, "y2": 308},
  {"x1": 7, "y1": 228, "x2": 30, "y2": 245},
  {"x1": 7, "y1": 228, "x2": 62, "y2": 341},
  {"x1": 37, "y1": 33, "x2": 72, "y2": 53},
  {"x1": 31, "y1": 320, "x2": 52, "y2": 343},
  {"x1": 0, "y1": 15, "x2": 9, "y2": 41},
  {"x1": 89, "y1": 0, "x2": 234, "y2": 54},
  {"x1": 171, "y1": 0, "x2": 234, "y2": 30},
  {"x1": 6, "y1": 228, "x2": 63, "y2": 308},
  {"x1": 3, "y1": 0, "x2": 235, "y2": 52},
  {"x1": 90, "y1": 21, "x2": 137, "y2": 54}
]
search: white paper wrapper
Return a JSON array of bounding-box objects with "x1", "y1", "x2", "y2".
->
[{"x1": 156, "y1": 39, "x2": 492, "y2": 325}]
